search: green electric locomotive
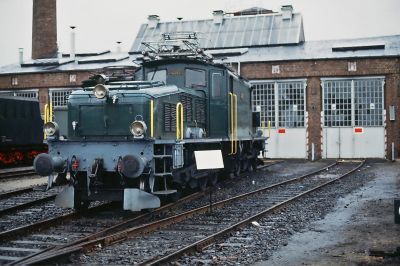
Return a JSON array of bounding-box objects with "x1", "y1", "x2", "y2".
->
[{"x1": 33, "y1": 32, "x2": 266, "y2": 211}]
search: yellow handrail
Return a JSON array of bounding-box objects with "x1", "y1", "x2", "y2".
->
[
  {"x1": 233, "y1": 93, "x2": 238, "y2": 155},
  {"x1": 44, "y1": 104, "x2": 48, "y2": 124},
  {"x1": 176, "y1": 102, "x2": 184, "y2": 140},
  {"x1": 49, "y1": 103, "x2": 53, "y2": 122},
  {"x1": 43, "y1": 103, "x2": 53, "y2": 139},
  {"x1": 49, "y1": 104, "x2": 53, "y2": 122},
  {"x1": 228, "y1": 93, "x2": 233, "y2": 154},
  {"x1": 228, "y1": 93, "x2": 238, "y2": 155},
  {"x1": 44, "y1": 104, "x2": 48, "y2": 139},
  {"x1": 150, "y1": 100, "x2": 154, "y2": 138}
]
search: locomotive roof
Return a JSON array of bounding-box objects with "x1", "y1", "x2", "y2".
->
[{"x1": 140, "y1": 57, "x2": 249, "y2": 83}]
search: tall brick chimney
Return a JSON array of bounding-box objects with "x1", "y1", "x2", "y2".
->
[{"x1": 32, "y1": 0, "x2": 57, "y2": 59}]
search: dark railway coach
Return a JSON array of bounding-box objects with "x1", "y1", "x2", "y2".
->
[
  {"x1": 34, "y1": 33, "x2": 266, "y2": 211},
  {"x1": 0, "y1": 96, "x2": 46, "y2": 167}
]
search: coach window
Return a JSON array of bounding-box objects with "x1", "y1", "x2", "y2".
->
[
  {"x1": 147, "y1": 69, "x2": 167, "y2": 84},
  {"x1": 185, "y1": 68, "x2": 206, "y2": 88}
]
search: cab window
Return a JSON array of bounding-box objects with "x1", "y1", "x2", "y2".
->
[
  {"x1": 211, "y1": 72, "x2": 223, "y2": 98},
  {"x1": 147, "y1": 69, "x2": 167, "y2": 83},
  {"x1": 185, "y1": 68, "x2": 206, "y2": 88}
]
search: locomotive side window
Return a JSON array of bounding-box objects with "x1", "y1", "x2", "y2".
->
[
  {"x1": 147, "y1": 69, "x2": 167, "y2": 84},
  {"x1": 185, "y1": 68, "x2": 206, "y2": 88},
  {"x1": 211, "y1": 72, "x2": 222, "y2": 98}
]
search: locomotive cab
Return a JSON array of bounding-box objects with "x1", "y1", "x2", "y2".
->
[{"x1": 140, "y1": 59, "x2": 253, "y2": 140}]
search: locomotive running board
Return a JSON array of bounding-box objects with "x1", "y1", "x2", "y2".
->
[{"x1": 123, "y1": 188, "x2": 161, "y2": 211}]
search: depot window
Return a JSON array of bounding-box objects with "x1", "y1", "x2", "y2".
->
[
  {"x1": 0, "y1": 89, "x2": 38, "y2": 98},
  {"x1": 147, "y1": 69, "x2": 167, "y2": 83},
  {"x1": 185, "y1": 68, "x2": 206, "y2": 88},
  {"x1": 251, "y1": 80, "x2": 306, "y2": 128},
  {"x1": 49, "y1": 89, "x2": 75, "y2": 108},
  {"x1": 322, "y1": 77, "x2": 384, "y2": 127}
]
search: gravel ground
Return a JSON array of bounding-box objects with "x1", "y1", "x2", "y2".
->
[
  {"x1": 0, "y1": 175, "x2": 47, "y2": 193},
  {"x1": 177, "y1": 161, "x2": 377, "y2": 265},
  {"x1": 259, "y1": 161, "x2": 400, "y2": 266}
]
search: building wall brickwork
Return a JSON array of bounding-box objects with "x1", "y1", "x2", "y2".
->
[
  {"x1": 0, "y1": 71, "x2": 90, "y2": 89},
  {"x1": 0, "y1": 71, "x2": 91, "y2": 113},
  {"x1": 32, "y1": 0, "x2": 57, "y2": 59},
  {"x1": 305, "y1": 77, "x2": 322, "y2": 159},
  {"x1": 241, "y1": 57, "x2": 400, "y2": 159}
]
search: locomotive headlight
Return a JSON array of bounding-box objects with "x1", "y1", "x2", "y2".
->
[
  {"x1": 130, "y1": 121, "x2": 147, "y2": 138},
  {"x1": 93, "y1": 84, "x2": 109, "y2": 99},
  {"x1": 43, "y1": 121, "x2": 59, "y2": 136}
]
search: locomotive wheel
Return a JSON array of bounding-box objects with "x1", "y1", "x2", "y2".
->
[
  {"x1": 208, "y1": 173, "x2": 218, "y2": 187},
  {"x1": 233, "y1": 160, "x2": 241, "y2": 177},
  {"x1": 241, "y1": 157, "x2": 250, "y2": 172},
  {"x1": 249, "y1": 149, "x2": 258, "y2": 172},
  {"x1": 249, "y1": 159, "x2": 257, "y2": 172},
  {"x1": 199, "y1": 177, "x2": 208, "y2": 191}
]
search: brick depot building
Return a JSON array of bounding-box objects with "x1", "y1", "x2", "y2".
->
[{"x1": 1, "y1": 3, "x2": 400, "y2": 160}]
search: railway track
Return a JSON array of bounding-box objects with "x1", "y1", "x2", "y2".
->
[
  {"x1": 0, "y1": 191, "x2": 56, "y2": 217},
  {"x1": 0, "y1": 167, "x2": 37, "y2": 180},
  {"x1": 0, "y1": 186, "x2": 70, "y2": 234},
  {"x1": 5, "y1": 160, "x2": 347, "y2": 265},
  {"x1": 148, "y1": 161, "x2": 364, "y2": 265},
  {"x1": 0, "y1": 187, "x2": 40, "y2": 201},
  {"x1": 0, "y1": 159, "x2": 283, "y2": 265}
]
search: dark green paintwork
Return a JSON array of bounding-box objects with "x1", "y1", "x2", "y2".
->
[{"x1": 67, "y1": 59, "x2": 253, "y2": 141}]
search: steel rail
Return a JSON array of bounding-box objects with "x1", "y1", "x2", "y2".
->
[
  {"x1": 0, "y1": 194, "x2": 56, "y2": 217},
  {"x1": 0, "y1": 168, "x2": 36, "y2": 179},
  {"x1": 146, "y1": 160, "x2": 364, "y2": 265},
  {"x1": 258, "y1": 159, "x2": 284, "y2": 170},
  {"x1": 0, "y1": 187, "x2": 35, "y2": 200},
  {"x1": 17, "y1": 160, "x2": 338, "y2": 265}
]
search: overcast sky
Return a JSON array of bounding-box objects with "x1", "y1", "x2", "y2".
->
[{"x1": 0, "y1": 0, "x2": 399, "y2": 66}]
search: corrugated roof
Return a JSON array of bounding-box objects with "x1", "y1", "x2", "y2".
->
[
  {"x1": 21, "y1": 58, "x2": 74, "y2": 67},
  {"x1": 219, "y1": 35, "x2": 400, "y2": 63},
  {"x1": 0, "y1": 53, "x2": 137, "y2": 75},
  {"x1": 130, "y1": 12, "x2": 304, "y2": 53},
  {"x1": 77, "y1": 54, "x2": 129, "y2": 64}
]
